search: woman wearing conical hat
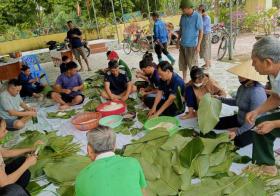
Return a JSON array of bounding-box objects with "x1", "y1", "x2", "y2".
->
[{"x1": 215, "y1": 61, "x2": 267, "y2": 148}]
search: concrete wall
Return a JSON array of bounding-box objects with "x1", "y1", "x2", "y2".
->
[{"x1": 0, "y1": 15, "x2": 181, "y2": 55}]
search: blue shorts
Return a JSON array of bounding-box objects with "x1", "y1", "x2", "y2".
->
[{"x1": 4, "y1": 119, "x2": 17, "y2": 130}]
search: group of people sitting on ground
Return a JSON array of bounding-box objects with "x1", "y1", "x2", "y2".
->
[{"x1": 0, "y1": 37, "x2": 280, "y2": 196}]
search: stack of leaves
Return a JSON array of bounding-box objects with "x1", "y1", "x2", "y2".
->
[
  {"x1": 47, "y1": 109, "x2": 76, "y2": 119},
  {"x1": 136, "y1": 109, "x2": 149, "y2": 125},
  {"x1": 84, "y1": 73, "x2": 104, "y2": 99},
  {"x1": 83, "y1": 99, "x2": 101, "y2": 112},
  {"x1": 13, "y1": 131, "x2": 88, "y2": 196},
  {"x1": 123, "y1": 128, "x2": 254, "y2": 195},
  {"x1": 180, "y1": 174, "x2": 266, "y2": 196},
  {"x1": 197, "y1": 93, "x2": 222, "y2": 134},
  {"x1": 126, "y1": 98, "x2": 140, "y2": 113},
  {"x1": 113, "y1": 119, "x2": 142, "y2": 136}
]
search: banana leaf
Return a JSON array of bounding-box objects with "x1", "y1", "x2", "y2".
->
[
  {"x1": 83, "y1": 99, "x2": 101, "y2": 111},
  {"x1": 161, "y1": 134, "x2": 192, "y2": 151},
  {"x1": 197, "y1": 93, "x2": 222, "y2": 134},
  {"x1": 26, "y1": 181, "x2": 51, "y2": 196},
  {"x1": 191, "y1": 155, "x2": 210, "y2": 178},
  {"x1": 181, "y1": 175, "x2": 266, "y2": 196},
  {"x1": 126, "y1": 98, "x2": 139, "y2": 112},
  {"x1": 0, "y1": 132, "x2": 13, "y2": 145},
  {"x1": 200, "y1": 133, "x2": 229, "y2": 154},
  {"x1": 57, "y1": 184, "x2": 75, "y2": 196},
  {"x1": 174, "y1": 86, "x2": 185, "y2": 113},
  {"x1": 179, "y1": 137, "x2": 204, "y2": 168},
  {"x1": 44, "y1": 155, "x2": 91, "y2": 184},
  {"x1": 47, "y1": 109, "x2": 76, "y2": 119},
  {"x1": 136, "y1": 109, "x2": 149, "y2": 124}
]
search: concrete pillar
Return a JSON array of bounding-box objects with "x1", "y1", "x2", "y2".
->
[{"x1": 245, "y1": 0, "x2": 272, "y2": 14}]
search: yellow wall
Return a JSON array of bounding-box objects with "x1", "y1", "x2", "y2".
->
[
  {"x1": 0, "y1": 15, "x2": 181, "y2": 55},
  {"x1": 245, "y1": 0, "x2": 272, "y2": 14}
]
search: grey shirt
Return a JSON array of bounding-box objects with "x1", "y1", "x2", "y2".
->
[
  {"x1": 0, "y1": 90, "x2": 23, "y2": 120},
  {"x1": 220, "y1": 83, "x2": 267, "y2": 135}
]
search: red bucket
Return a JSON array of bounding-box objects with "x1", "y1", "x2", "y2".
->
[{"x1": 96, "y1": 100, "x2": 126, "y2": 117}]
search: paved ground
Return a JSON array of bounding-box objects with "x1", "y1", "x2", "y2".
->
[{"x1": 41, "y1": 33, "x2": 259, "y2": 96}]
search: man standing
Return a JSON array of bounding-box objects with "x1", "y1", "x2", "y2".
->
[
  {"x1": 198, "y1": 4, "x2": 212, "y2": 69},
  {"x1": 246, "y1": 36, "x2": 280, "y2": 176},
  {"x1": 66, "y1": 21, "x2": 91, "y2": 72},
  {"x1": 177, "y1": 0, "x2": 203, "y2": 82},
  {"x1": 151, "y1": 12, "x2": 175, "y2": 65}
]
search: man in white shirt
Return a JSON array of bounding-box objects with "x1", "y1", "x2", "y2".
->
[{"x1": 246, "y1": 36, "x2": 280, "y2": 176}]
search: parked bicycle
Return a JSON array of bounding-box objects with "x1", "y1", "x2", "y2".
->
[
  {"x1": 217, "y1": 26, "x2": 239, "y2": 61},
  {"x1": 122, "y1": 30, "x2": 151, "y2": 55}
]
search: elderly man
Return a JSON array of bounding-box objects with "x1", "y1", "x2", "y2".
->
[
  {"x1": 246, "y1": 36, "x2": 280, "y2": 176},
  {"x1": 75, "y1": 126, "x2": 147, "y2": 196},
  {"x1": 177, "y1": 0, "x2": 203, "y2": 82}
]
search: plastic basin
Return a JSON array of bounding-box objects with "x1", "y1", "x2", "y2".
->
[
  {"x1": 144, "y1": 116, "x2": 180, "y2": 135},
  {"x1": 96, "y1": 100, "x2": 126, "y2": 117},
  {"x1": 71, "y1": 112, "x2": 102, "y2": 131},
  {"x1": 99, "y1": 115, "x2": 123, "y2": 128}
]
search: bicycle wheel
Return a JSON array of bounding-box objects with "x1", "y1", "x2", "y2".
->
[
  {"x1": 131, "y1": 42, "x2": 141, "y2": 52},
  {"x1": 217, "y1": 37, "x2": 228, "y2": 60},
  {"x1": 139, "y1": 38, "x2": 150, "y2": 53},
  {"x1": 123, "y1": 42, "x2": 131, "y2": 55}
]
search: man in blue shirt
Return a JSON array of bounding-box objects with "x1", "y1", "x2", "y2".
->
[
  {"x1": 177, "y1": 0, "x2": 203, "y2": 82},
  {"x1": 146, "y1": 61, "x2": 185, "y2": 117},
  {"x1": 198, "y1": 4, "x2": 212, "y2": 69},
  {"x1": 152, "y1": 12, "x2": 175, "y2": 65},
  {"x1": 66, "y1": 21, "x2": 91, "y2": 72}
]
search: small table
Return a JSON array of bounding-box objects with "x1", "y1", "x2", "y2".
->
[
  {"x1": 50, "y1": 49, "x2": 73, "y2": 67},
  {"x1": 0, "y1": 59, "x2": 22, "y2": 81}
]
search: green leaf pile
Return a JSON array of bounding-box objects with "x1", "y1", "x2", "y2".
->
[
  {"x1": 198, "y1": 93, "x2": 222, "y2": 134},
  {"x1": 123, "y1": 128, "x2": 247, "y2": 195},
  {"x1": 113, "y1": 119, "x2": 142, "y2": 136},
  {"x1": 14, "y1": 131, "x2": 88, "y2": 196},
  {"x1": 83, "y1": 99, "x2": 101, "y2": 112},
  {"x1": 47, "y1": 109, "x2": 76, "y2": 119}
]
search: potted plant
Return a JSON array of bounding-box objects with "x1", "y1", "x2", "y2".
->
[{"x1": 244, "y1": 7, "x2": 280, "y2": 40}]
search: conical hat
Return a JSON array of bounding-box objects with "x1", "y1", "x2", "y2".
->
[{"x1": 227, "y1": 61, "x2": 268, "y2": 83}]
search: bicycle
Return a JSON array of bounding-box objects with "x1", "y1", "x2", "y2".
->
[
  {"x1": 122, "y1": 31, "x2": 151, "y2": 55},
  {"x1": 217, "y1": 26, "x2": 239, "y2": 60}
]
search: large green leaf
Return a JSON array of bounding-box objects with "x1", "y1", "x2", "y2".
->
[
  {"x1": 148, "y1": 179, "x2": 178, "y2": 196},
  {"x1": 181, "y1": 175, "x2": 266, "y2": 196},
  {"x1": 197, "y1": 93, "x2": 222, "y2": 134},
  {"x1": 201, "y1": 133, "x2": 229, "y2": 154},
  {"x1": 44, "y1": 155, "x2": 91, "y2": 184},
  {"x1": 179, "y1": 137, "x2": 204, "y2": 168},
  {"x1": 139, "y1": 158, "x2": 160, "y2": 181},
  {"x1": 161, "y1": 134, "x2": 192, "y2": 151},
  {"x1": 191, "y1": 155, "x2": 210, "y2": 178}
]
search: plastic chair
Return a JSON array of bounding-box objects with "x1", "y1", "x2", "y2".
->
[{"x1": 21, "y1": 54, "x2": 50, "y2": 85}]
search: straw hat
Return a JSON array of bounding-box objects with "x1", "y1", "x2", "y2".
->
[{"x1": 227, "y1": 61, "x2": 268, "y2": 82}]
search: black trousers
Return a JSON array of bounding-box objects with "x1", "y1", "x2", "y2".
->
[
  {"x1": 0, "y1": 157, "x2": 31, "y2": 196},
  {"x1": 215, "y1": 114, "x2": 253, "y2": 148},
  {"x1": 20, "y1": 84, "x2": 44, "y2": 97},
  {"x1": 155, "y1": 43, "x2": 169, "y2": 59},
  {"x1": 144, "y1": 96, "x2": 183, "y2": 117}
]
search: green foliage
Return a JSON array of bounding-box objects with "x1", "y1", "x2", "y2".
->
[
  {"x1": 122, "y1": 128, "x2": 245, "y2": 195},
  {"x1": 197, "y1": 93, "x2": 222, "y2": 134},
  {"x1": 47, "y1": 109, "x2": 76, "y2": 119}
]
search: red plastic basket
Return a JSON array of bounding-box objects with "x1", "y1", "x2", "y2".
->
[
  {"x1": 71, "y1": 112, "x2": 102, "y2": 131},
  {"x1": 96, "y1": 100, "x2": 126, "y2": 117}
]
